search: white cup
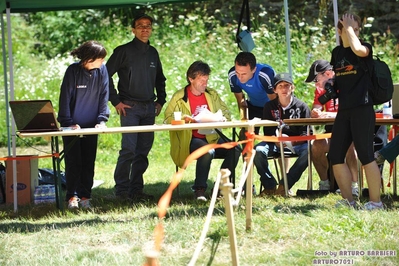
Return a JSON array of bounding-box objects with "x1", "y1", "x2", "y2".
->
[{"x1": 173, "y1": 111, "x2": 182, "y2": 120}]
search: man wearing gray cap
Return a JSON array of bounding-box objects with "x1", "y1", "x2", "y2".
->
[{"x1": 254, "y1": 73, "x2": 311, "y2": 196}]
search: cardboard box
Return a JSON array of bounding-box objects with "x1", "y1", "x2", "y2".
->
[{"x1": 6, "y1": 155, "x2": 39, "y2": 205}]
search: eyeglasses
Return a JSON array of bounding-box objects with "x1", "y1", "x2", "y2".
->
[{"x1": 135, "y1": 24, "x2": 152, "y2": 30}]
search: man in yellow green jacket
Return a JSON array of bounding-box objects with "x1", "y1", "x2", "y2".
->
[{"x1": 164, "y1": 61, "x2": 240, "y2": 201}]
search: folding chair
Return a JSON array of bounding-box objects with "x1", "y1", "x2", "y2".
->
[
  {"x1": 174, "y1": 128, "x2": 242, "y2": 196},
  {"x1": 278, "y1": 124, "x2": 313, "y2": 196},
  {"x1": 258, "y1": 151, "x2": 298, "y2": 194}
]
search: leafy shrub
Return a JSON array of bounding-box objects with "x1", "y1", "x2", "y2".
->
[{"x1": 1, "y1": 5, "x2": 398, "y2": 148}]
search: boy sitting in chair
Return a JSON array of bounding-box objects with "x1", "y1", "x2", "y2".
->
[{"x1": 254, "y1": 73, "x2": 311, "y2": 196}]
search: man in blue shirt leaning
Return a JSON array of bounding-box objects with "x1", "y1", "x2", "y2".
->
[{"x1": 228, "y1": 52, "x2": 276, "y2": 135}]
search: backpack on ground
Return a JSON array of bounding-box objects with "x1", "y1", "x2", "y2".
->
[{"x1": 363, "y1": 56, "x2": 394, "y2": 105}]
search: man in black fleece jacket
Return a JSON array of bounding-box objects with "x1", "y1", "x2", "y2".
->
[{"x1": 106, "y1": 13, "x2": 167, "y2": 201}]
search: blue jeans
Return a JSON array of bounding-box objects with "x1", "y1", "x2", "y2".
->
[
  {"x1": 380, "y1": 134, "x2": 399, "y2": 163},
  {"x1": 254, "y1": 141, "x2": 309, "y2": 189},
  {"x1": 190, "y1": 137, "x2": 240, "y2": 190},
  {"x1": 113, "y1": 101, "x2": 156, "y2": 196}
]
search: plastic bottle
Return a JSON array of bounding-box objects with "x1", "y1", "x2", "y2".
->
[
  {"x1": 34, "y1": 186, "x2": 43, "y2": 204},
  {"x1": 48, "y1": 185, "x2": 56, "y2": 203},
  {"x1": 383, "y1": 100, "x2": 392, "y2": 118},
  {"x1": 42, "y1": 185, "x2": 49, "y2": 203},
  {"x1": 42, "y1": 185, "x2": 56, "y2": 203}
]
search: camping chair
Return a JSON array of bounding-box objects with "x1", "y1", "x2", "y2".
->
[
  {"x1": 279, "y1": 124, "x2": 314, "y2": 196},
  {"x1": 258, "y1": 150, "x2": 299, "y2": 195},
  {"x1": 174, "y1": 128, "x2": 242, "y2": 196}
]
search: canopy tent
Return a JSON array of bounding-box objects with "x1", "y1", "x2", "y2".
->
[
  {"x1": 1, "y1": 0, "x2": 340, "y2": 211},
  {"x1": 0, "y1": 0, "x2": 200, "y2": 12},
  {"x1": 1, "y1": 0, "x2": 340, "y2": 127}
]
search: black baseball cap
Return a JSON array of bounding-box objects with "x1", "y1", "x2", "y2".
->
[
  {"x1": 274, "y1": 73, "x2": 293, "y2": 87},
  {"x1": 305, "y1": 60, "x2": 333, "y2": 82},
  {"x1": 131, "y1": 14, "x2": 153, "y2": 28}
]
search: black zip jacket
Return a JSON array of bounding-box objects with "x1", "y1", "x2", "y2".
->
[{"x1": 106, "y1": 37, "x2": 167, "y2": 106}]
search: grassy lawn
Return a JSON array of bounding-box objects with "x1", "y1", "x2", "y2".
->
[
  {"x1": 1, "y1": 7, "x2": 399, "y2": 266},
  {"x1": 0, "y1": 139, "x2": 398, "y2": 265}
]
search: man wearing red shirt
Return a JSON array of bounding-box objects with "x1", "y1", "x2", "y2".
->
[{"x1": 306, "y1": 60, "x2": 358, "y2": 195}]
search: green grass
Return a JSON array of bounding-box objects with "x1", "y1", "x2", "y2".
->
[
  {"x1": 1, "y1": 7, "x2": 399, "y2": 266},
  {"x1": 1, "y1": 144, "x2": 399, "y2": 265}
]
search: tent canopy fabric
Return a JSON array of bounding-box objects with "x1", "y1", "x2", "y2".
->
[{"x1": 1, "y1": 0, "x2": 200, "y2": 13}]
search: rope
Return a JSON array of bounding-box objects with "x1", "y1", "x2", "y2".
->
[
  {"x1": 149, "y1": 131, "x2": 332, "y2": 264},
  {"x1": 0, "y1": 153, "x2": 59, "y2": 161}
]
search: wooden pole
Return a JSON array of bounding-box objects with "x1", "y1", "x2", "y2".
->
[{"x1": 220, "y1": 169, "x2": 239, "y2": 266}]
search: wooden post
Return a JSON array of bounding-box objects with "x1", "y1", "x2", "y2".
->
[
  {"x1": 220, "y1": 169, "x2": 239, "y2": 266},
  {"x1": 245, "y1": 123, "x2": 255, "y2": 230}
]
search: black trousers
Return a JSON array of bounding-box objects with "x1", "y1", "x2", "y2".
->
[{"x1": 63, "y1": 134, "x2": 98, "y2": 200}]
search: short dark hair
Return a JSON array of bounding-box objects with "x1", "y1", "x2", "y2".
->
[
  {"x1": 186, "y1": 61, "x2": 211, "y2": 84},
  {"x1": 131, "y1": 13, "x2": 154, "y2": 28},
  {"x1": 235, "y1": 52, "x2": 256, "y2": 70},
  {"x1": 70, "y1": 40, "x2": 107, "y2": 65}
]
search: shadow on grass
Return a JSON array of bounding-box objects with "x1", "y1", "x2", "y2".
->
[
  {"x1": 271, "y1": 191, "x2": 399, "y2": 216},
  {"x1": 206, "y1": 230, "x2": 222, "y2": 266},
  {"x1": 1, "y1": 181, "x2": 398, "y2": 233},
  {"x1": 0, "y1": 216, "x2": 105, "y2": 233},
  {"x1": 0, "y1": 180, "x2": 230, "y2": 222},
  {"x1": 273, "y1": 202, "x2": 326, "y2": 216}
]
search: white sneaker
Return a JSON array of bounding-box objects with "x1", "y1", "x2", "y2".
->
[
  {"x1": 80, "y1": 198, "x2": 92, "y2": 209},
  {"x1": 335, "y1": 186, "x2": 359, "y2": 197},
  {"x1": 335, "y1": 199, "x2": 356, "y2": 208},
  {"x1": 352, "y1": 186, "x2": 359, "y2": 197},
  {"x1": 364, "y1": 201, "x2": 384, "y2": 210},
  {"x1": 318, "y1": 180, "x2": 330, "y2": 190},
  {"x1": 68, "y1": 196, "x2": 80, "y2": 209}
]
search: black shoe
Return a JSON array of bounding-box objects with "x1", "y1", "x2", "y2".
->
[
  {"x1": 194, "y1": 188, "x2": 207, "y2": 201},
  {"x1": 114, "y1": 192, "x2": 129, "y2": 200},
  {"x1": 129, "y1": 192, "x2": 154, "y2": 202}
]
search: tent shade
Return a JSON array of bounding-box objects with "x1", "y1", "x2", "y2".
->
[{"x1": 1, "y1": 0, "x2": 205, "y2": 13}]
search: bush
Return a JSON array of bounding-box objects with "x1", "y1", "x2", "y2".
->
[{"x1": 1, "y1": 5, "x2": 398, "y2": 148}]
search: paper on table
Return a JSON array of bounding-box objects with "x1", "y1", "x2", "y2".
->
[
  {"x1": 282, "y1": 135, "x2": 295, "y2": 154},
  {"x1": 193, "y1": 108, "x2": 226, "y2": 123},
  {"x1": 192, "y1": 108, "x2": 226, "y2": 135},
  {"x1": 276, "y1": 129, "x2": 295, "y2": 154}
]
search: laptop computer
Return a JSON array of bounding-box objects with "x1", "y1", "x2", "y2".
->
[{"x1": 9, "y1": 100, "x2": 60, "y2": 132}]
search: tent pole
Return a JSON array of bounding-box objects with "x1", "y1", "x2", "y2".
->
[
  {"x1": 333, "y1": 0, "x2": 339, "y2": 45},
  {"x1": 283, "y1": 0, "x2": 292, "y2": 77},
  {"x1": 6, "y1": 3, "x2": 18, "y2": 212},
  {"x1": 1, "y1": 13, "x2": 11, "y2": 156}
]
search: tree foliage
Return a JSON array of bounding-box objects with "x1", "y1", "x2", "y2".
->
[{"x1": 24, "y1": 1, "x2": 398, "y2": 59}]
